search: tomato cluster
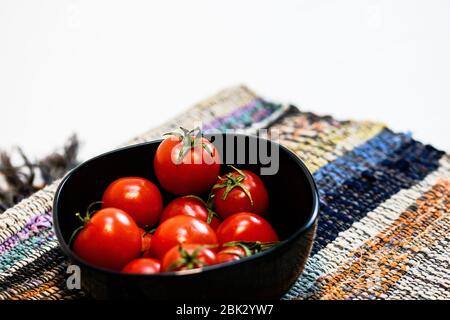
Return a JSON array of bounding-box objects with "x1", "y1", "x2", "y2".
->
[{"x1": 71, "y1": 128, "x2": 279, "y2": 274}]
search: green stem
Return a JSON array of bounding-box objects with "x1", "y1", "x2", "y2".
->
[
  {"x1": 183, "y1": 195, "x2": 220, "y2": 225},
  {"x1": 68, "y1": 202, "x2": 103, "y2": 248},
  {"x1": 68, "y1": 225, "x2": 84, "y2": 247},
  {"x1": 163, "y1": 127, "x2": 214, "y2": 164},
  {"x1": 222, "y1": 241, "x2": 279, "y2": 256},
  {"x1": 211, "y1": 165, "x2": 254, "y2": 205},
  {"x1": 167, "y1": 244, "x2": 207, "y2": 271}
]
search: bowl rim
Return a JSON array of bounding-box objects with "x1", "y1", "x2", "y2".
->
[{"x1": 53, "y1": 133, "x2": 319, "y2": 278}]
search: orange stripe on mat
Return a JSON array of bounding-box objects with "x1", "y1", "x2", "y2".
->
[
  {"x1": 308, "y1": 179, "x2": 450, "y2": 300},
  {"x1": 11, "y1": 281, "x2": 60, "y2": 300},
  {"x1": 7, "y1": 272, "x2": 69, "y2": 300}
]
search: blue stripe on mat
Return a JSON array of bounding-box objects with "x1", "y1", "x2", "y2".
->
[
  {"x1": 312, "y1": 130, "x2": 444, "y2": 254},
  {"x1": 314, "y1": 129, "x2": 406, "y2": 194}
]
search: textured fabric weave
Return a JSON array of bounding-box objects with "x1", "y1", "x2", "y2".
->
[{"x1": 0, "y1": 86, "x2": 448, "y2": 300}]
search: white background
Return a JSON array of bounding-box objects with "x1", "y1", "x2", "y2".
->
[{"x1": 1, "y1": 0, "x2": 449, "y2": 160}]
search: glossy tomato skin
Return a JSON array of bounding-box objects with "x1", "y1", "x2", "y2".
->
[
  {"x1": 213, "y1": 170, "x2": 269, "y2": 219},
  {"x1": 216, "y1": 246, "x2": 247, "y2": 264},
  {"x1": 162, "y1": 244, "x2": 217, "y2": 272},
  {"x1": 72, "y1": 208, "x2": 141, "y2": 271},
  {"x1": 216, "y1": 212, "x2": 278, "y2": 245},
  {"x1": 154, "y1": 136, "x2": 221, "y2": 195},
  {"x1": 122, "y1": 258, "x2": 161, "y2": 274},
  {"x1": 150, "y1": 215, "x2": 218, "y2": 259},
  {"x1": 160, "y1": 196, "x2": 221, "y2": 230},
  {"x1": 102, "y1": 177, "x2": 163, "y2": 228}
]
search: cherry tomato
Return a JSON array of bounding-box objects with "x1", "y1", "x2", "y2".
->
[
  {"x1": 139, "y1": 228, "x2": 152, "y2": 254},
  {"x1": 154, "y1": 128, "x2": 221, "y2": 195},
  {"x1": 102, "y1": 177, "x2": 163, "y2": 228},
  {"x1": 212, "y1": 167, "x2": 269, "y2": 219},
  {"x1": 122, "y1": 258, "x2": 161, "y2": 274},
  {"x1": 72, "y1": 208, "x2": 141, "y2": 271},
  {"x1": 216, "y1": 245, "x2": 248, "y2": 264},
  {"x1": 150, "y1": 215, "x2": 218, "y2": 259},
  {"x1": 162, "y1": 244, "x2": 217, "y2": 272},
  {"x1": 160, "y1": 196, "x2": 220, "y2": 230},
  {"x1": 216, "y1": 212, "x2": 278, "y2": 245}
]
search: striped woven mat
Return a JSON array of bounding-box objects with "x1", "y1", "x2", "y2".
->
[{"x1": 0, "y1": 86, "x2": 449, "y2": 300}]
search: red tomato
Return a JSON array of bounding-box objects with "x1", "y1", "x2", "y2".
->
[
  {"x1": 154, "y1": 129, "x2": 221, "y2": 195},
  {"x1": 216, "y1": 212, "x2": 278, "y2": 245},
  {"x1": 150, "y1": 215, "x2": 218, "y2": 259},
  {"x1": 139, "y1": 228, "x2": 152, "y2": 253},
  {"x1": 72, "y1": 208, "x2": 141, "y2": 271},
  {"x1": 102, "y1": 177, "x2": 163, "y2": 228},
  {"x1": 212, "y1": 167, "x2": 269, "y2": 219},
  {"x1": 216, "y1": 245, "x2": 248, "y2": 264},
  {"x1": 122, "y1": 258, "x2": 161, "y2": 274},
  {"x1": 162, "y1": 244, "x2": 217, "y2": 272},
  {"x1": 160, "y1": 196, "x2": 221, "y2": 230}
]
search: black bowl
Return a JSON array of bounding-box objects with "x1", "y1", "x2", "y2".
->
[{"x1": 53, "y1": 133, "x2": 319, "y2": 300}]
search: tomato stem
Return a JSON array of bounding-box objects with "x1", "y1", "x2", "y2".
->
[
  {"x1": 222, "y1": 241, "x2": 279, "y2": 256},
  {"x1": 205, "y1": 208, "x2": 217, "y2": 224},
  {"x1": 184, "y1": 195, "x2": 220, "y2": 225},
  {"x1": 222, "y1": 241, "x2": 252, "y2": 257},
  {"x1": 75, "y1": 212, "x2": 84, "y2": 224},
  {"x1": 68, "y1": 225, "x2": 85, "y2": 247},
  {"x1": 86, "y1": 201, "x2": 103, "y2": 216},
  {"x1": 68, "y1": 201, "x2": 103, "y2": 247},
  {"x1": 211, "y1": 165, "x2": 254, "y2": 206},
  {"x1": 167, "y1": 244, "x2": 207, "y2": 272},
  {"x1": 163, "y1": 127, "x2": 214, "y2": 164}
]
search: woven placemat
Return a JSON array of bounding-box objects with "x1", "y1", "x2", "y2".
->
[{"x1": 0, "y1": 86, "x2": 449, "y2": 300}]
